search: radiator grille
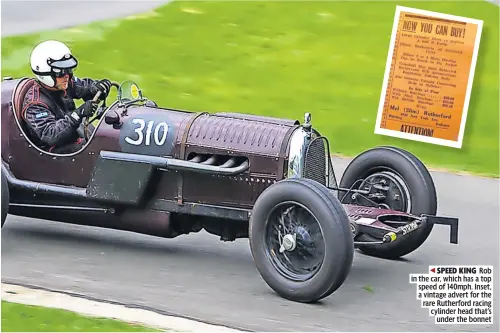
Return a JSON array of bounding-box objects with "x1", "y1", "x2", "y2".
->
[
  {"x1": 304, "y1": 138, "x2": 327, "y2": 186},
  {"x1": 303, "y1": 137, "x2": 338, "y2": 190}
]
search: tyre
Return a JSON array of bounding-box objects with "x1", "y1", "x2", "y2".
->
[
  {"x1": 1, "y1": 167, "x2": 9, "y2": 228},
  {"x1": 249, "y1": 177, "x2": 354, "y2": 303},
  {"x1": 338, "y1": 146, "x2": 437, "y2": 259}
]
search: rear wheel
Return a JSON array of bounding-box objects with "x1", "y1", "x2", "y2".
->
[
  {"x1": 249, "y1": 178, "x2": 354, "y2": 303},
  {"x1": 2, "y1": 168, "x2": 9, "y2": 228},
  {"x1": 338, "y1": 146, "x2": 437, "y2": 259}
]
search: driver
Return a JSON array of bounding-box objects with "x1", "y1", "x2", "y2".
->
[{"x1": 21, "y1": 39, "x2": 112, "y2": 154}]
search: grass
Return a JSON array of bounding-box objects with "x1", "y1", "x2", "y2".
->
[
  {"x1": 1, "y1": 301, "x2": 160, "y2": 332},
  {"x1": 1, "y1": 1, "x2": 498, "y2": 177},
  {"x1": 362, "y1": 285, "x2": 375, "y2": 293}
]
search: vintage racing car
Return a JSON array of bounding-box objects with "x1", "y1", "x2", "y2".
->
[{"x1": 1, "y1": 77, "x2": 459, "y2": 303}]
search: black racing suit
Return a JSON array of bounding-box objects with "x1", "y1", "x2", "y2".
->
[{"x1": 21, "y1": 77, "x2": 99, "y2": 154}]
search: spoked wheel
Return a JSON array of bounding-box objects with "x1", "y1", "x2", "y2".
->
[
  {"x1": 250, "y1": 178, "x2": 354, "y2": 303},
  {"x1": 265, "y1": 202, "x2": 325, "y2": 283},
  {"x1": 338, "y1": 146, "x2": 437, "y2": 259}
]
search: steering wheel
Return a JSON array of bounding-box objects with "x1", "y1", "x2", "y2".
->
[{"x1": 82, "y1": 81, "x2": 120, "y2": 141}]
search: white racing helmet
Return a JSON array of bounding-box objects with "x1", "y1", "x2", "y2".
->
[{"x1": 30, "y1": 40, "x2": 78, "y2": 87}]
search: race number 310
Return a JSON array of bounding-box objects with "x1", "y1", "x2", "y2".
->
[{"x1": 125, "y1": 118, "x2": 169, "y2": 146}]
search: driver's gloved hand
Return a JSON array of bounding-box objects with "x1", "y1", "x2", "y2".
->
[
  {"x1": 69, "y1": 100, "x2": 98, "y2": 126},
  {"x1": 91, "y1": 79, "x2": 112, "y2": 100}
]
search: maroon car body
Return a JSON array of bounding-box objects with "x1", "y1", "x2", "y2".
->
[{"x1": 1, "y1": 77, "x2": 459, "y2": 303}]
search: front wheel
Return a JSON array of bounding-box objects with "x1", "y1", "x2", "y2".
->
[
  {"x1": 249, "y1": 177, "x2": 354, "y2": 303},
  {"x1": 338, "y1": 146, "x2": 437, "y2": 259}
]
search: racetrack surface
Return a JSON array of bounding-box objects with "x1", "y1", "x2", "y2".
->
[
  {"x1": 1, "y1": 0, "x2": 170, "y2": 37},
  {"x1": 2, "y1": 1, "x2": 499, "y2": 332},
  {"x1": 2, "y1": 157, "x2": 499, "y2": 332}
]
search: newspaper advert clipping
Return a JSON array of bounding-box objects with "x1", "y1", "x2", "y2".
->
[
  {"x1": 374, "y1": 6, "x2": 483, "y2": 148},
  {"x1": 410, "y1": 265, "x2": 494, "y2": 324}
]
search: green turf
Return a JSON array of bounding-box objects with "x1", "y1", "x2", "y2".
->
[
  {"x1": 1, "y1": 1, "x2": 498, "y2": 177},
  {"x1": 1, "y1": 301, "x2": 160, "y2": 332}
]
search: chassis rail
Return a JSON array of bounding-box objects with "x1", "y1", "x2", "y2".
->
[{"x1": 354, "y1": 214, "x2": 459, "y2": 246}]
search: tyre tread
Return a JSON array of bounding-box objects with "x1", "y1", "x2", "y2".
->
[{"x1": 249, "y1": 177, "x2": 354, "y2": 303}]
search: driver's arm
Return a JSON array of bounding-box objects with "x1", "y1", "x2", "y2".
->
[
  {"x1": 67, "y1": 76, "x2": 96, "y2": 101},
  {"x1": 23, "y1": 103, "x2": 82, "y2": 148}
]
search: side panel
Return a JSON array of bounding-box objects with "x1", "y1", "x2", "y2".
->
[
  {"x1": 87, "y1": 156, "x2": 156, "y2": 205},
  {"x1": 180, "y1": 173, "x2": 275, "y2": 209},
  {"x1": 113, "y1": 106, "x2": 193, "y2": 205},
  {"x1": 7, "y1": 118, "x2": 122, "y2": 187},
  {"x1": 117, "y1": 106, "x2": 194, "y2": 158},
  {"x1": 1, "y1": 78, "x2": 19, "y2": 162}
]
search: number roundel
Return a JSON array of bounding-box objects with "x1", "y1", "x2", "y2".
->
[{"x1": 124, "y1": 118, "x2": 169, "y2": 146}]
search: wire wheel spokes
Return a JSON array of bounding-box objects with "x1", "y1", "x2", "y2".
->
[{"x1": 265, "y1": 202, "x2": 325, "y2": 282}]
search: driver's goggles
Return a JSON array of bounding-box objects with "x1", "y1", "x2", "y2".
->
[{"x1": 52, "y1": 68, "x2": 73, "y2": 78}]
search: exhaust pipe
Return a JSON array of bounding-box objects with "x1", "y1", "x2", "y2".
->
[{"x1": 100, "y1": 151, "x2": 249, "y2": 175}]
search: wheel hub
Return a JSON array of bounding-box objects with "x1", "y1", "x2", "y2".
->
[
  {"x1": 280, "y1": 233, "x2": 297, "y2": 253},
  {"x1": 358, "y1": 171, "x2": 410, "y2": 212},
  {"x1": 265, "y1": 202, "x2": 325, "y2": 282}
]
